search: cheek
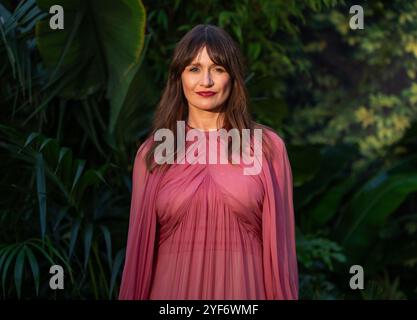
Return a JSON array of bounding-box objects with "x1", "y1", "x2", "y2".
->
[
  {"x1": 220, "y1": 78, "x2": 232, "y2": 95},
  {"x1": 181, "y1": 75, "x2": 197, "y2": 92}
]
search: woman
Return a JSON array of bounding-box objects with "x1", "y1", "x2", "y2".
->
[{"x1": 118, "y1": 24, "x2": 298, "y2": 300}]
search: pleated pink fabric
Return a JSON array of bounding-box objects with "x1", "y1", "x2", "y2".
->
[{"x1": 118, "y1": 123, "x2": 298, "y2": 300}]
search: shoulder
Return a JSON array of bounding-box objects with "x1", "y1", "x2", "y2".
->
[
  {"x1": 138, "y1": 135, "x2": 154, "y2": 153},
  {"x1": 135, "y1": 135, "x2": 154, "y2": 162},
  {"x1": 252, "y1": 122, "x2": 286, "y2": 151}
]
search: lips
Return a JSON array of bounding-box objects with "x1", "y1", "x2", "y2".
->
[{"x1": 197, "y1": 91, "x2": 216, "y2": 97}]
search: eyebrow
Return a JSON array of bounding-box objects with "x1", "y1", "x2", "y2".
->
[{"x1": 188, "y1": 63, "x2": 223, "y2": 67}]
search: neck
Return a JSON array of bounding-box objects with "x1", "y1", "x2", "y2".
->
[{"x1": 187, "y1": 106, "x2": 224, "y2": 131}]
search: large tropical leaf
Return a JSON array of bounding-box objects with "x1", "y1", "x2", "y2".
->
[
  {"x1": 334, "y1": 172, "x2": 417, "y2": 261},
  {"x1": 35, "y1": 0, "x2": 146, "y2": 132}
]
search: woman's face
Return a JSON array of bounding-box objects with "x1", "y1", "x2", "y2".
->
[{"x1": 181, "y1": 46, "x2": 232, "y2": 112}]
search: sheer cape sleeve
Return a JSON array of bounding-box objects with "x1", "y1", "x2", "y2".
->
[
  {"x1": 118, "y1": 138, "x2": 161, "y2": 300},
  {"x1": 261, "y1": 130, "x2": 299, "y2": 299}
]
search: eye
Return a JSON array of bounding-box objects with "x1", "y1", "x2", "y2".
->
[
  {"x1": 215, "y1": 67, "x2": 225, "y2": 72},
  {"x1": 189, "y1": 67, "x2": 199, "y2": 72}
]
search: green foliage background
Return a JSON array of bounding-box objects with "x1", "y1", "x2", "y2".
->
[{"x1": 1, "y1": 0, "x2": 417, "y2": 299}]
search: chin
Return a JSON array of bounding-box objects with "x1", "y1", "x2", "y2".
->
[
  {"x1": 199, "y1": 106, "x2": 221, "y2": 112},
  {"x1": 194, "y1": 103, "x2": 219, "y2": 110}
]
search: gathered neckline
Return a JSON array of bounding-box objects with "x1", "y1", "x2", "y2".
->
[{"x1": 185, "y1": 121, "x2": 222, "y2": 133}]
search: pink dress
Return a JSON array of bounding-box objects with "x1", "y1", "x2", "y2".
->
[{"x1": 118, "y1": 124, "x2": 298, "y2": 300}]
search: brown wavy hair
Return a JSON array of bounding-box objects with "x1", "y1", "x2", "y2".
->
[{"x1": 144, "y1": 24, "x2": 272, "y2": 172}]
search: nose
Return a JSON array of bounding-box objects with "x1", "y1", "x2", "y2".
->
[{"x1": 201, "y1": 69, "x2": 214, "y2": 87}]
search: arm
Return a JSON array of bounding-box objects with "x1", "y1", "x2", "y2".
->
[
  {"x1": 118, "y1": 139, "x2": 157, "y2": 299},
  {"x1": 262, "y1": 131, "x2": 299, "y2": 299}
]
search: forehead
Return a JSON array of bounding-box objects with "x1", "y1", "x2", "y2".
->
[{"x1": 190, "y1": 46, "x2": 213, "y2": 63}]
